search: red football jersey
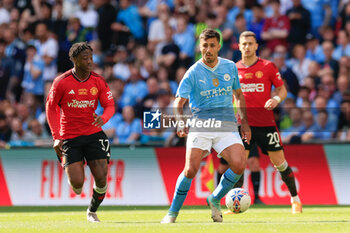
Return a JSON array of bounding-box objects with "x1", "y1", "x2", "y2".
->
[
  {"x1": 46, "y1": 70, "x2": 115, "y2": 140},
  {"x1": 237, "y1": 58, "x2": 284, "y2": 126},
  {"x1": 262, "y1": 15, "x2": 290, "y2": 52}
]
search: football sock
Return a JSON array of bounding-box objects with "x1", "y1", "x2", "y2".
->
[
  {"x1": 233, "y1": 173, "x2": 244, "y2": 188},
  {"x1": 275, "y1": 160, "x2": 288, "y2": 171},
  {"x1": 276, "y1": 161, "x2": 298, "y2": 197},
  {"x1": 212, "y1": 168, "x2": 241, "y2": 200},
  {"x1": 217, "y1": 172, "x2": 223, "y2": 186},
  {"x1": 251, "y1": 171, "x2": 260, "y2": 197},
  {"x1": 169, "y1": 172, "x2": 192, "y2": 213},
  {"x1": 88, "y1": 183, "x2": 107, "y2": 212}
]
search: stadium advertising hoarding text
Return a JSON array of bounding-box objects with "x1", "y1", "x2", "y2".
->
[{"x1": 0, "y1": 145, "x2": 349, "y2": 206}]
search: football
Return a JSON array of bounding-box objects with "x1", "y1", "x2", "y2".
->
[{"x1": 225, "y1": 188, "x2": 251, "y2": 213}]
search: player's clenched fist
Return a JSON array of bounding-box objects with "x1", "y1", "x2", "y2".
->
[{"x1": 177, "y1": 126, "x2": 189, "y2": 137}]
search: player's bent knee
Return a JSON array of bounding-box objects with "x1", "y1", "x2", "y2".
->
[
  {"x1": 248, "y1": 159, "x2": 260, "y2": 171},
  {"x1": 69, "y1": 179, "x2": 84, "y2": 190},
  {"x1": 69, "y1": 182, "x2": 83, "y2": 195},
  {"x1": 72, "y1": 186, "x2": 83, "y2": 195},
  {"x1": 94, "y1": 179, "x2": 107, "y2": 189},
  {"x1": 230, "y1": 160, "x2": 246, "y2": 174},
  {"x1": 184, "y1": 167, "x2": 197, "y2": 179}
]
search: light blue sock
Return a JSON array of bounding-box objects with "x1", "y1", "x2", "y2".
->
[
  {"x1": 169, "y1": 172, "x2": 193, "y2": 213},
  {"x1": 212, "y1": 168, "x2": 241, "y2": 200}
]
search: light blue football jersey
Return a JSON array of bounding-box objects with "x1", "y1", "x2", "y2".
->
[{"x1": 176, "y1": 57, "x2": 240, "y2": 122}]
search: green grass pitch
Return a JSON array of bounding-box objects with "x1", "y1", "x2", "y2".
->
[{"x1": 1, "y1": 205, "x2": 350, "y2": 233}]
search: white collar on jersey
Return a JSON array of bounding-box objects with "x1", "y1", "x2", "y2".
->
[{"x1": 199, "y1": 57, "x2": 221, "y2": 72}]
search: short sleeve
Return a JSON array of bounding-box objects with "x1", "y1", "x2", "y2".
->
[
  {"x1": 98, "y1": 78, "x2": 114, "y2": 107},
  {"x1": 269, "y1": 62, "x2": 284, "y2": 88},
  {"x1": 232, "y1": 63, "x2": 241, "y2": 90},
  {"x1": 46, "y1": 77, "x2": 63, "y2": 106},
  {"x1": 176, "y1": 69, "x2": 193, "y2": 99}
]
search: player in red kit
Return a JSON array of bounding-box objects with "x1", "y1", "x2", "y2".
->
[
  {"x1": 46, "y1": 42, "x2": 115, "y2": 222},
  {"x1": 235, "y1": 31, "x2": 302, "y2": 214}
]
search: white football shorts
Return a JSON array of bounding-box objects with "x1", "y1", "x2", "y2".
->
[{"x1": 186, "y1": 131, "x2": 243, "y2": 156}]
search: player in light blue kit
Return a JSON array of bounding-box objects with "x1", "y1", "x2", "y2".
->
[{"x1": 161, "y1": 29, "x2": 251, "y2": 223}]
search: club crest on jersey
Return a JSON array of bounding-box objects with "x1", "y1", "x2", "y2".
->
[
  {"x1": 255, "y1": 71, "x2": 263, "y2": 78},
  {"x1": 224, "y1": 74, "x2": 231, "y2": 81},
  {"x1": 78, "y1": 89, "x2": 88, "y2": 95},
  {"x1": 90, "y1": 87, "x2": 98, "y2": 96},
  {"x1": 212, "y1": 78, "x2": 219, "y2": 87}
]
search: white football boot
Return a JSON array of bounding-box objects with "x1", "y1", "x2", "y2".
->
[
  {"x1": 161, "y1": 211, "x2": 178, "y2": 223},
  {"x1": 87, "y1": 209, "x2": 101, "y2": 223},
  {"x1": 207, "y1": 195, "x2": 223, "y2": 222}
]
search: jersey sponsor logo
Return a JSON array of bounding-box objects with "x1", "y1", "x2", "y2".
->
[
  {"x1": 68, "y1": 90, "x2": 75, "y2": 94},
  {"x1": 244, "y1": 73, "x2": 254, "y2": 79},
  {"x1": 200, "y1": 86, "x2": 232, "y2": 98},
  {"x1": 224, "y1": 74, "x2": 231, "y2": 81},
  {"x1": 241, "y1": 83, "x2": 264, "y2": 92},
  {"x1": 90, "y1": 87, "x2": 98, "y2": 96},
  {"x1": 67, "y1": 99, "x2": 96, "y2": 108},
  {"x1": 78, "y1": 89, "x2": 88, "y2": 95},
  {"x1": 212, "y1": 78, "x2": 219, "y2": 87},
  {"x1": 255, "y1": 71, "x2": 263, "y2": 78}
]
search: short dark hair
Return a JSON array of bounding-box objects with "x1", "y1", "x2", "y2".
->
[
  {"x1": 252, "y1": 4, "x2": 263, "y2": 10},
  {"x1": 269, "y1": 0, "x2": 280, "y2": 4},
  {"x1": 239, "y1": 31, "x2": 257, "y2": 43},
  {"x1": 69, "y1": 42, "x2": 93, "y2": 61},
  {"x1": 235, "y1": 13, "x2": 245, "y2": 21},
  {"x1": 199, "y1": 28, "x2": 220, "y2": 42},
  {"x1": 26, "y1": 44, "x2": 36, "y2": 50}
]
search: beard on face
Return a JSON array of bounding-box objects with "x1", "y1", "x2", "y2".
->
[{"x1": 205, "y1": 53, "x2": 215, "y2": 63}]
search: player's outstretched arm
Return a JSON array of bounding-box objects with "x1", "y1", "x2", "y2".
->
[
  {"x1": 173, "y1": 97, "x2": 189, "y2": 138},
  {"x1": 233, "y1": 88, "x2": 251, "y2": 144},
  {"x1": 264, "y1": 84, "x2": 287, "y2": 111}
]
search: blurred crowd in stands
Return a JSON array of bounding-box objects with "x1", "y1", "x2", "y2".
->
[{"x1": 0, "y1": 0, "x2": 350, "y2": 148}]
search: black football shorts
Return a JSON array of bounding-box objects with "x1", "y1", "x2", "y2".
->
[
  {"x1": 243, "y1": 126, "x2": 283, "y2": 155},
  {"x1": 60, "y1": 131, "x2": 111, "y2": 168}
]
